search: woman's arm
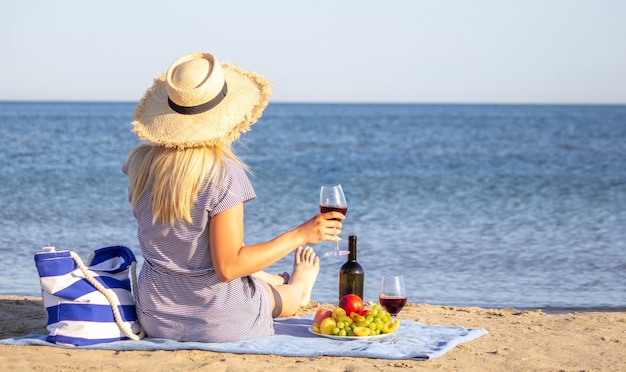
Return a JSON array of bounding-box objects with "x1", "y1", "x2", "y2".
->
[{"x1": 209, "y1": 203, "x2": 343, "y2": 282}]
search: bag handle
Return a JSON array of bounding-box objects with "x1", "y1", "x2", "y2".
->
[{"x1": 71, "y1": 251, "x2": 145, "y2": 341}]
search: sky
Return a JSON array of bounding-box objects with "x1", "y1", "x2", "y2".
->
[{"x1": 1, "y1": 0, "x2": 625, "y2": 104}]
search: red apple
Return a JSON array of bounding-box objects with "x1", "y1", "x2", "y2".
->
[{"x1": 338, "y1": 294, "x2": 364, "y2": 316}]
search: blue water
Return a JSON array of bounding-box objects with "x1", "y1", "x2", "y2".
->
[{"x1": 1, "y1": 102, "x2": 625, "y2": 311}]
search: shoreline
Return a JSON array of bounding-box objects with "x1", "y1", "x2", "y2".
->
[
  {"x1": 521, "y1": 306, "x2": 626, "y2": 314},
  {"x1": 1, "y1": 295, "x2": 624, "y2": 371}
]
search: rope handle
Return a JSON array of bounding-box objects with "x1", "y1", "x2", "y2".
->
[{"x1": 72, "y1": 251, "x2": 145, "y2": 341}]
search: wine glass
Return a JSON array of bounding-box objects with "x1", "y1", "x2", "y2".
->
[
  {"x1": 379, "y1": 275, "x2": 407, "y2": 344},
  {"x1": 319, "y1": 184, "x2": 349, "y2": 256}
]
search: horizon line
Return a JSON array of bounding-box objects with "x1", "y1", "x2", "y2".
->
[{"x1": 1, "y1": 100, "x2": 625, "y2": 106}]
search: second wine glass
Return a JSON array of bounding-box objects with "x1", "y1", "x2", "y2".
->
[
  {"x1": 379, "y1": 275, "x2": 407, "y2": 344},
  {"x1": 319, "y1": 184, "x2": 348, "y2": 256}
]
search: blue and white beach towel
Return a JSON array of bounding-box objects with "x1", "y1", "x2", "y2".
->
[{"x1": 0, "y1": 314, "x2": 487, "y2": 360}]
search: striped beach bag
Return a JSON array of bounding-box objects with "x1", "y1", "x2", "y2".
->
[{"x1": 34, "y1": 245, "x2": 144, "y2": 346}]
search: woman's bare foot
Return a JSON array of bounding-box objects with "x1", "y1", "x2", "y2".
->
[{"x1": 289, "y1": 246, "x2": 320, "y2": 306}]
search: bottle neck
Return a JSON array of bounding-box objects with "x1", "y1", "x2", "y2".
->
[
  {"x1": 348, "y1": 249, "x2": 357, "y2": 261},
  {"x1": 348, "y1": 235, "x2": 357, "y2": 261}
]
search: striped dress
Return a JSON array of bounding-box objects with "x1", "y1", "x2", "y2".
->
[{"x1": 127, "y1": 159, "x2": 274, "y2": 342}]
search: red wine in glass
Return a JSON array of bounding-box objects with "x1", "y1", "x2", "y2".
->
[
  {"x1": 379, "y1": 296, "x2": 407, "y2": 315},
  {"x1": 319, "y1": 205, "x2": 348, "y2": 217},
  {"x1": 319, "y1": 184, "x2": 349, "y2": 256}
]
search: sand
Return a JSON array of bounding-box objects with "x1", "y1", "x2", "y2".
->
[{"x1": 0, "y1": 295, "x2": 624, "y2": 371}]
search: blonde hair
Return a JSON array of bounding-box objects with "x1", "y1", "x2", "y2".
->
[{"x1": 124, "y1": 143, "x2": 248, "y2": 225}]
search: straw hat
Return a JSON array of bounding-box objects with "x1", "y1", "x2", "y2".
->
[{"x1": 132, "y1": 52, "x2": 271, "y2": 149}]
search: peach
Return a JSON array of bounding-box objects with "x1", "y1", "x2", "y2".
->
[
  {"x1": 332, "y1": 307, "x2": 347, "y2": 320},
  {"x1": 350, "y1": 312, "x2": 365, "y2": 323},
  {"x1": 313, "y1": 309, "x2": 333, "y2": 326},
  {"x1": 319, "y1": 317, "x2": 337, "y2": 335},
  {"x1": 382, "y1": 319, "x2": 395, "y2": 334},
  {"x1": 352, "y1": 326, "x2": 371, "y2": 337},
  {"x1": 311, "y1": 323, "x2": 321, "y2": 334}
]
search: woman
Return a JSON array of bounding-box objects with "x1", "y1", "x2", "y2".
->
[{"x1": 123, "y1": 52, "x2": 344, "y2": 342}]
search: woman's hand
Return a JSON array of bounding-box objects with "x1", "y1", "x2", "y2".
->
[{"x1": 294, "y1": 212, "x2": 345, "y2": 246}]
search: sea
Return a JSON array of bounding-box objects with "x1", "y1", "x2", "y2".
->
[{"x1": 1, "y1": 102, "x2": 625, "y2": 312}]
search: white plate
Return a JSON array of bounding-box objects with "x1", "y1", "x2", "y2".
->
[{"x1": 308, "y1": 326, "x2": 392, "y2": 341}]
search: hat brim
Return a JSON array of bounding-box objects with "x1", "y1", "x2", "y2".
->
[{"x1": 132, "y1": 62, "x2": 271, "y2": 149}]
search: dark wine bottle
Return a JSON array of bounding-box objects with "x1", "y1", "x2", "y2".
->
[{"x1": 338, "y1": 235, "x2": 364, "y2": 300}]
